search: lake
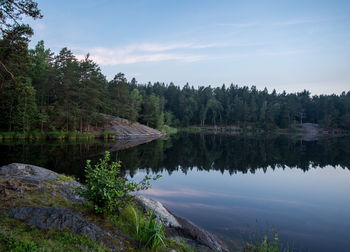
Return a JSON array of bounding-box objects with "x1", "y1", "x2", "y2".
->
[{"x1": 1, "y1": 133, "x2": 350, "y2": 251}]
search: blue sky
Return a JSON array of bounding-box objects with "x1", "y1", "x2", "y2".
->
[{"x1": 28, "y1": 0, "x2": 350, "y2": 94}]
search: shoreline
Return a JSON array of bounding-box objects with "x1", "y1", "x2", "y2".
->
[{"x1": 0, "y1": 163, "x2": 228, "y2": 251}]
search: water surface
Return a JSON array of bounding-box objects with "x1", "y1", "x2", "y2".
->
[{"x1": 1, "y1": 134, "x2": 350, "y2": 251}]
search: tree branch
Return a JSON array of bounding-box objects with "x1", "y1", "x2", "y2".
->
[{"x1": 0, "y1": 60, "x2": 15, "y2": 80}]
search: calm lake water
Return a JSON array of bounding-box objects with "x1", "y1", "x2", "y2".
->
[{"x1": 1, "y1": 133, "x2": 350, "y2": 251}]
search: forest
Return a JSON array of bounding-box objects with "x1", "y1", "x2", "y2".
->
[{"x1": 1, "y1": 1, "x2": 350, "y2": 133}]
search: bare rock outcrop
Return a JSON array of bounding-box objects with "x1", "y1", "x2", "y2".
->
[
  {"x1": 102, "y1": 115, "x2": 165, "y2": 139},
  {"x1": 135, "y1": 195, "x2": 229, "y2": 252}
]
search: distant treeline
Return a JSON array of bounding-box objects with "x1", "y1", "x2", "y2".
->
[
  {"x1": 1, "y1": 38, "x2": 350, "y2": 133},
  {"x1": 1, "y1": 0, "x2": 350, "y2": 133}
]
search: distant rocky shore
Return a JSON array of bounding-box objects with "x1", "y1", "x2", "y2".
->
[
  {"x1": 101, "y1": 115, "x2": 165, "y2": 139},
  {"x1": 0, "y1": 163, "x2": 228, "y2": 251}
]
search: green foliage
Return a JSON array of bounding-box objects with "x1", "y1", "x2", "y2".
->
[
  {"x1": 111, "y1": 204, "x2": 166, "y2": 250},
  {"x1": 99, "y1": 131, "x2": 116, "y2": 139},
  {"x1": 135, "y1": 210, "x2": 166, "y2": 249},
  {"x1": 0, "y1": 232, "x2": 37, "y2": 252},
  {"x1": 78, "y1": 151, "x2": 160, "y2": 214},
  {"x1": 1, "y1": 0, "x2": 350, "y2": 134},
  {"x1": 245, "y1": 233, "x2": 290, "y2": 252},
  {"x1": 0, "y1": 213, "x2": 108, "y2": 251},
  {"x1": 161, "y1": 125, "x2": 178, "y2": 134},
  {"x1": 46, "y1": 131, "x2": 68, "y2": 140}
]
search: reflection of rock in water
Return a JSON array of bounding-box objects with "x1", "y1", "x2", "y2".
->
[
  {"x1": 300, "y1": 123, "x2": 321, "y2": 141},
  {"x1": 106, "y1": 135, "x2": 162, "y2": 152}
]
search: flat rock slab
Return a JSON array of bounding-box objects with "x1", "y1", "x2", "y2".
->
[
  {"x1": 102, "y1": 115, "x2": 164, "y2": 138},
  {"x1": 5, "y1": 206, "x2": 130, "y2": 251}
]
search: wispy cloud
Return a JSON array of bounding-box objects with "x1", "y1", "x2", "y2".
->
[{"x1": 74, "y1": 42, "x2": 223, "y2": 65}]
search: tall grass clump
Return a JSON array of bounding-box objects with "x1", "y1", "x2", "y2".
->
[
  {"x1": 245, "y1": 233, "x2": 291, "y2": 252},
  {"x1": 113, "y1": 204, "x2": 166, "y2": 250},
  {"x1": 132, "y1": 207, "x2": 166, "y2": 249}
]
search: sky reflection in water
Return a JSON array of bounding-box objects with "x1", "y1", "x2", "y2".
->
[{"x1": 133, "y1": 165, "x2": 350, "y2": 251}]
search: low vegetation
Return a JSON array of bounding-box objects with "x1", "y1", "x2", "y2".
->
[
  {"x1": 244, "y1": 233, "x2": 292, "y2": 252},
  {"x1": 77, "y1": 151, "x2": 161, "y2": 214},
  {"x1": 109, "y1": 204, "x2": 167, "y2": 250},
  {"x1": 0, "y1": 212, "x2": 109, "y2": 251}
]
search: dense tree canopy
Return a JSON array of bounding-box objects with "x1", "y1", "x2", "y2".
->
[{"x1": 0, "y1": 0, "x2": 349, "y2": 133}]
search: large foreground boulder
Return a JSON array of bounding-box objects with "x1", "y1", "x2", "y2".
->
[
  {"x1": 0, "y1": 163, "x2": 85, "y2": 204},
  {"x1": 135, "y1": 195, "x2": 229, "y2": 252},
  {"x1": 0, "y1": 163, "x2": 59, "y2": 183}
]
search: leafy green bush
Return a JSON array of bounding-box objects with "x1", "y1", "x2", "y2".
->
[{"x1": 78, "y1": 151, "x2": 160, "y2": 214}]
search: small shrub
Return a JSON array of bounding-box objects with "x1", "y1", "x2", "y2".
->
[{"x1": 77, "y1": 151, "x2": 161, "y2": 214}]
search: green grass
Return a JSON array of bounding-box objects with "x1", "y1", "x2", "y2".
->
[
  {"x1": 109, "y1": 204, "x2": 196, "y2": 251},
  {"x1": 46, "y1": 131, "x2": 69, "y2": 140},
  {"x1": 27, "y1": 131, "x2": 46, "y2": 140},
  {"x1": 98, "y1": 131, "x2": 116, "y2": 139},
  {"x1": 0, "y1": 132, "x2": 16, "y2": 140},
  {"x1": 0, "y1": 212, "x2": 109, "y2": 251},
  {"x1": 109, "y1": 204, "x2": 198, "y2": 251},
  {"x1": 244, "y1": 233, "x2": 292, "y2": 252},
  {"x1": 52, "y1": 174, "x2": 76, "y2": 182},
  {"x1": 0, "y1": 131, "x2": 98, "y2": 141},
  {"x1": 160, "y1": 125, "x2": 178, "y2": 134}
]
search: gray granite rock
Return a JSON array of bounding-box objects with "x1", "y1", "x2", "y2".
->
[
  {"x1": 0, "y1": 163, "x2": 85, "y2": 203},
  {"x1": 55, "y1": 180, "x2": 86, "y2": 203},
  {"x1": 0, "y1": 163, "x2": 58, "y2": 183},
  {"x1": 135, "y1": 195, "x2": 229, "y2": 252},
  {"x1": 102, "y1": 115, "x2": 165, "y2": 139},
  {"x1": 135, "y1": 195, "x2": 181, "y2": 228}
]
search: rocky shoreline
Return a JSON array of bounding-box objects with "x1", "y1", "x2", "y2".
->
[
  {"x1": 0, "y1": 163, "x2": 228, "y2": 251},
  {"x1": 101, "y1": 115, "x2": 165, "y2": 140}
]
